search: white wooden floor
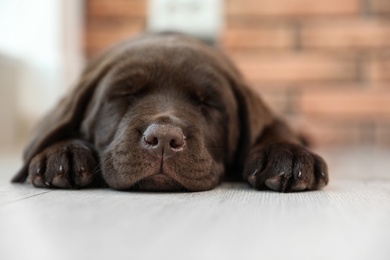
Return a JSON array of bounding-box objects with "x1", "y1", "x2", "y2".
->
[{"x1": 1, "y1": 147, "x2": 390, "y2": 260}]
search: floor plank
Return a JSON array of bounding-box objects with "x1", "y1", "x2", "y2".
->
[
  {"x1": 1, "y1": 148, "x2": 390, "y2": 260},
  {"x1": 0, "y1": 152, "x2": 53, "y2": 205}
]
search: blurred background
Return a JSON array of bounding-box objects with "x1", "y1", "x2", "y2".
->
[{"x1": 0, "y1": 0, "x2": 389, "y2": 154}]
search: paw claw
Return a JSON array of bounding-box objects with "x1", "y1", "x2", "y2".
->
[
  {"x1": 52, "y1": 175, "x2": 70, "y2": 188},
  {"x1": 248, "y1": 175, "x2": 257, "y2": 187},
  {"x1": 317, "y1": 178, "x2": 327, "y2": 189},
  {"x1": 265, "y1": 175, "x2": 282, "y2": 191},
  {"x1": 291, "y1": 181, "x2": 307, "y2": 191}
]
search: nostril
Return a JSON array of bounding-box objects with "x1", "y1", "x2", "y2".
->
[
  {"x1": 170, "y1": 138, "x2": 184, "y2": 149},
  {"x1": 144, "y1": 136, "x2": 159, "y2": 146}
]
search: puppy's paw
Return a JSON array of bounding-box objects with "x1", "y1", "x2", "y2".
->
[
  {"x1": 28, "y1": 140, "x2": 99, "y2": 189},
  {"x1": 244, "y1": 143, "x2": 328, "y2": 192}
]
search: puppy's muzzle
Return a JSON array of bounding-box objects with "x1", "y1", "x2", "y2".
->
[{"x1": 142, "y1": 124, "x2": 186, "y2": 158}]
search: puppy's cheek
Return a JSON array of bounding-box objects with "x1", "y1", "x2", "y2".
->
[
  {"x1": 181, "y1": 160, "x2": 224, "y2": 191},
  {"x1": 101, "y1": 151, "x2": 130, "y2": 190},
  {"x1": 212, "y1": 161, "x2": 225, "y2": 184},
  {"x1": 202, "y1": 161, "x2": 224, "y2": 191},
  {"x1": 201, "y1": 162, "x2": 224, "y2": 191}
]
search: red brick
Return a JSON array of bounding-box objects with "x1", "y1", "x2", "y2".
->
[
  {"x1": 301, "y1": 20, "x2": 390, "y2": 49},
  {"x1": 299, "y1": 119, "x2": 362, "y2": 147},
  {"x1": 250, "y1": 87, "x2": 291, "y2": 115},
  {"x1": 369, "y1": 0, "x2": 390, "y2": 14},
  {"x1": 85, "y1": 20, "x2": 144, "y2": 57},
  {"x1": 229, "y1": 53, "x2": 357, "y2": 83},
  {"x1": 87, "y1": 0, "x2": 146, "y2": 18},
  {"x1": 376, "y1": 124, "x2": 390, "y2": 146},
  {"x1": 368, "y1": 56, "x2": 390, "y2": 81},
  {"x1": 292, "y1": 82, "x2": 388, "y2": 90},
  {"x1": 222, "y1": 26, "x2": 294, "y2": 50},
  {"x1": 226, "y1": 0, "x2": 360, "y2": 17},
  {"x1": 300, "y1": 89, "x2": 390, "y2": 119}
]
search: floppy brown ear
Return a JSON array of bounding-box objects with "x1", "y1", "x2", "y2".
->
[
  {"x1": 11, "y1": 51, "x2": 116, "y2": 183},
  {"x1": 241, "y1": 85, "x2": 305, "y2": 146},
  {"x1": 230, "y1": 81, "x2": 275, "y2": 165},
  {"x1": 235, "y1": 83, "x2": 275, "y2": 144},
  {"x1": 240, "y1": 84, "x2": 274, "y2": 145}
]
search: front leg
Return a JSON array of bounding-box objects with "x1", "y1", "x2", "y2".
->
[
  {"x1": 243, "y1": 120, "x2": 328, "y2": 192},
  {"x1": 28, "y1": 139, "x2": 101, "y2": 189}
]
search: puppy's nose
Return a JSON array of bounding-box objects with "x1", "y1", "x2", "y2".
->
[{"x1": 142, "y1": 124, "x2": 185, "y2": 157}]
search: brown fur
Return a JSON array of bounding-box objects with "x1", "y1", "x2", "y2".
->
[{"x1": 12, "y1": 33, "x2": 328, "y2": 192}]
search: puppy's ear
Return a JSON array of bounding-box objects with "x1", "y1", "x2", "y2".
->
[
  {"x1": 236, "y1": 83, "x2": 275, "y2": 145},
  {"x1": 12, "y1": 52, "x2": 115, "y2": 183},
  {"x1": 239, "y1": 83, "x2": 274, "y2": 145},
  {"x1": 231, "y1": 81, "x2": 274, "y2": 165},
  {"x1": 207, "y1": 47, "x2": 274, "y2": 153}
]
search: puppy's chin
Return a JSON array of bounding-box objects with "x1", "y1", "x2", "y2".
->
[
  {"x1": 102, "y1": 145, "x2": 222, "y2": 192},
  {"x1": 131, "y1": 174, "x2": 185, "y2": 192}
]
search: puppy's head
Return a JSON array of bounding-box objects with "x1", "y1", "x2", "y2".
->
[
  {"x1": 81, "y1": 34, "x2": 242, "y2": 191},
  {"x1": 13, "y1": 33, "x2": 272, "y2": 191}
]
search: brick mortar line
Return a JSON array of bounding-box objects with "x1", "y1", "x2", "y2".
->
[
  {"x1": 361, "y1": 0, "x2": 372, "y2": 16},
  {"x1": 293, "y1": 22, "x2": 302, "y2": 51}
]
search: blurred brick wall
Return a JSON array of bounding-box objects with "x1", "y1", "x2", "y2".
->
[
  {"x1": 85, "y1": 0, "x2": 146, "y2": 57},
  {"x1": 85, "y1": 0, "x2": 390, "y2": 147}
]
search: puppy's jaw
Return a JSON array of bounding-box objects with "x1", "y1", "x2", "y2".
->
[
  {"x1": 101, "y1": 134, "x2": 223, "y2": 192},
  {"x1": 133, "y1": 174, "x2": 184, "y2": 192},
  {"x1": 101, "y1": 149, "x2": 222, "y2": 191}
]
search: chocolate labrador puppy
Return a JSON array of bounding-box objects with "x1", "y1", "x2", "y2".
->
[{"x1": 12, "y1": 33, "x2": 328, "y2": 192}]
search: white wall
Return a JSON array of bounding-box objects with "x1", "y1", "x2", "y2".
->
[
  {"x1": 0, "y1": 0, "x2": 64, "y2": 120},
  {"x1": 0, "y1": 0, "x2": 84, "y2": 148}
]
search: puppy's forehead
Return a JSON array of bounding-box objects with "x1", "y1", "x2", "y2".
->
[
  {"x1": 109, "y1": 42, "x2": 227, "y2": 87},
  {"x1": 129, "y1": 46, "x2": 213, "y2": 69}
]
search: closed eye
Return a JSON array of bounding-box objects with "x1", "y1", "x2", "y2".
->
[
  {"x1": 190, "y1": 86, "x2": 224, "y2": 111},
  {"x1": 108, "y1": 81, "x2": 148, "y2": 99}
]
